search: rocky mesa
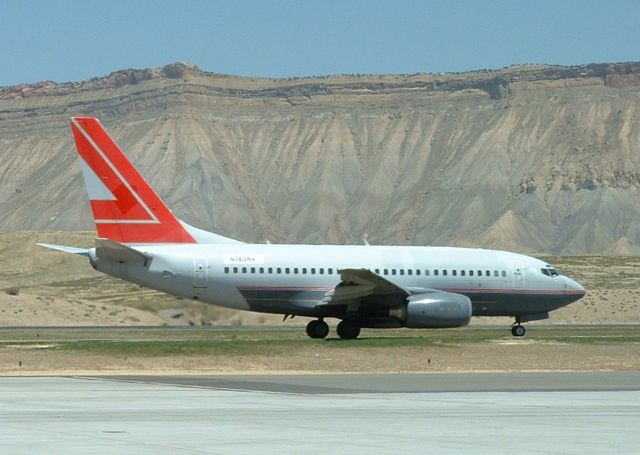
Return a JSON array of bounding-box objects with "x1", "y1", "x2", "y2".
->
[{"x1": 1, "y1": 62, "x2": 640, "y2": 254}]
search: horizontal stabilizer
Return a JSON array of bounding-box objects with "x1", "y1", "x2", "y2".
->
[
  {"x1": 37, "y1": 243, "x2": 90, "y2": 257},
  {"x1": 95, "y1": 238, "x2": 152, "y2": 263}
]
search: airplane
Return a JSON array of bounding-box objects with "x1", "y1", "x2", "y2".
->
[{"x1": 39, "y1": 116, "x2": 586, "y2": 339}]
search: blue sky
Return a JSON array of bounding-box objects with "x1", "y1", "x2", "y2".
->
[{"x1": 1, "y1": 0, "x2": 639, "y2": 86}]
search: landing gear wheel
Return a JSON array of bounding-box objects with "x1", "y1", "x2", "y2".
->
[
  {"x1": 306, "y1": 319, "x2": 329, "y2": 339},
  {"x1": 511, "y1": 325, "x2": 526, "y2": 337},
  {"x1": 336, "y1": 319, "x2": 361, "y2": 339}
]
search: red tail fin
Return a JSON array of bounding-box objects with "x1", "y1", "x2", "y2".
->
[{"x1": 70, "y1": 117, "x2": 196, "y2": 244}]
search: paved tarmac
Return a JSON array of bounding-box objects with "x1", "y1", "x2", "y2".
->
[
  {"x1": 98, "y1": 371, "x2": 640, "y2": 394},
  {"x1": 1, "y1": 373, "x2": 639, "y2": 454}
]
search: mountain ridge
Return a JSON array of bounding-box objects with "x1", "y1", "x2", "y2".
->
[{"x1": 1, "y1": 61, "x2": 639, "y2": 254}]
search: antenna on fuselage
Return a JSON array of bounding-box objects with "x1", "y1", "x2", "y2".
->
[{"x1": 363, "y1": 233, "x2": 370, "y2": 246}]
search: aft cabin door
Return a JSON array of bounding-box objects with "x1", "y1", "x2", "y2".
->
[
  {"x1": 193, "y1": 258, "x2": 208, "y2": 288},
  {"x1": 512, "y1": 262, "x2": 524, "y2": 290}
]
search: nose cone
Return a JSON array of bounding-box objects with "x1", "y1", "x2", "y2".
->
[{"x1": 564, "y1": 276, "x2": 586, "y2": 301}]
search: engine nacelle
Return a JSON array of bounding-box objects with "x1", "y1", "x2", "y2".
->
[{"x1": 390, "y1": 290, "x2": 472, "y2": 328}]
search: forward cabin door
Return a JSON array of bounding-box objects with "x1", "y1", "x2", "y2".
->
[
  {"x1": 512, "y1": 262, "x2": 524, "y2": 290},
  {"x1": 193, "y1": 257, "x2": 208, "y2": 288}
]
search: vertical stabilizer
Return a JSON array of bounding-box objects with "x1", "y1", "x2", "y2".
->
[{"x1": 70, "y1": 116, "x2": 196, "y2": 244}]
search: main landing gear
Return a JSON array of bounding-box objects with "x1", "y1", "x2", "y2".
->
[
  {"x1": 306, "y1": 319, "x2": 329, "y2": 339},
  {"x1": 336, "y1": 319, "x2": 361, "y2": 339},
  {"x1": 305, "y1": 319, "x2": 362, "y2": 339}
]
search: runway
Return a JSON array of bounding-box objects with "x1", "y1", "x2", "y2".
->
[{"x1": 1, "y1": 373, "x2": 639, "y2": 454}]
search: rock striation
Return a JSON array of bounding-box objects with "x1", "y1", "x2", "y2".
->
[{"x1": 1, "y1": 62, "x2": 640, "y2": 254}]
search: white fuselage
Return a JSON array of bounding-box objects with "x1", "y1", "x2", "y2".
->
[{"x1": 90, "y1": 243, "x2": 584, "y2": 319}]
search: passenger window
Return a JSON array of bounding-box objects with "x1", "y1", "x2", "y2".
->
[
  {"x1": 233, "y1": 267, "x2": 238, "y2": 273},
  {"x1": 259, "y1": 267, "x2": 264, "y2": 274},
  {"x1": 384, "y1": 269, "x2": 388, "y2": 275},
  {"x1": 494, "y1": 270, "x2": 499, "y2": 277},
  {"x1": 277, "y1": 267, "x2": 282, "y2": 274},
  {"x1": 392, "y1": 269, "x2": 397, "y2": 275},
  {"x1": 443, "y1": 270, "x2": 448, "y2": 276},
  {"x1": 485, "y1": 270, "x2": 490, "y2": 277},
  {"x1": 434, "y1": 270, "x2": 439, "y2": 276},
  {"x1": 294, "y1": 268, "x2": 298, "y2": 274},
  {"x1": 375, "y1": 269, "x2": 380, "y2": 274},
  {"x1": 302, "y1": 268, "x2": 307, "y2": 274},
  {"x1": 477, "y1": 270, "x2": 482, "y2": 277},
  {"x1": 251, "y1": 267, "x2": 255, "y2": 274},
  {"x1": 452, "y1": 270, "x2": 457, "y2": 276},
  {"x1": 268, "y1": 267, "x2": 273, "y2": 274},
  {"x1": 224, "y1": 267, "x2": 229, "y2": 274},
  {"x1": 425, "y1": 270, "x2": 430, "y2": 276},
  {"x1": 400, "y1": 269, "x2": 405, "y2": 276},
  {"x1": 502, "y1": 271, "x2": 507, "y2": 277},
  {"x1": 416, "y1": 270, "x2": 421, "y2": 276},
  {"x1": 311, "y1": 268, "x2": 316, "y2": 274},
  {"x1": 285, "y1": 267, "x2": 290, "y2": 274},
  {"x1": 469, "y1": 270, "x2": 474, "y2": 277},
  {"x1": 320, "y1": 268, "x2": 324, "y2": 275},
  {"x1": 461, "y1": 270, "x2": 465, "y2": 277},
  {"x1": 329, "y1": 268, "x2": 333, "y2": 274},
  {"x1": 408, "y1": 269, "x2": 413, "y2": 276}
]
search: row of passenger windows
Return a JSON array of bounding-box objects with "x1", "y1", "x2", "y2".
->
[
  {"x1": 225, "y1": 266, "x2": 334, "y2": 275},
  {"x1": 223, "y1": 266, "x2": 508, "y2": 278}
]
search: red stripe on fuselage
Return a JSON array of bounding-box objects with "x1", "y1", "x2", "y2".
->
[{"x1": 236, "y1": 285, "x2": 581, "y2": 296}]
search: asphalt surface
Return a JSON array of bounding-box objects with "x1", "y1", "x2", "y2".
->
[{"x1": 93, "y1": 371, "x2": 640, "y2": 394}]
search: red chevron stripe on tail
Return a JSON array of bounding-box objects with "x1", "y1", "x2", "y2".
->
[{"x1": 70, "y1": 116, "x2": 196, "y2": 244}]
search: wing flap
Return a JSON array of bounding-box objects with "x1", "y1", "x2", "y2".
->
[{"x1": 319, "y1": 268, "x2": 410, "y2": 306}]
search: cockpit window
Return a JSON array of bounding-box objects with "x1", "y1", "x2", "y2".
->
[{"x1": 541, "y1": 268, "x2": 559, "y2": 277}]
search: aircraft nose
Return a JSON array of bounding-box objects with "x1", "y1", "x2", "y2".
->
[{"x1": 564, "y1": 276, "x2": 586, "y2": 297}]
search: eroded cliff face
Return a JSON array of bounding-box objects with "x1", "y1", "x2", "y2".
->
[{"x1": 1, "y1": 62, "x2": 639, "y2": 254}]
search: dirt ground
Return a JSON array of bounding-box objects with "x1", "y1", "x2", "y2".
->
[{"x1": 2, "y1": 338, "x2": 638, "y2": 376}]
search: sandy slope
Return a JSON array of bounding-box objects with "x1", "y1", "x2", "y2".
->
[
  {"x1": 2, "y1": 63, "x2": 640, "y2": 254},
  {"x1": 0, "y1": 292, "x2": 164, "y2": 326}
]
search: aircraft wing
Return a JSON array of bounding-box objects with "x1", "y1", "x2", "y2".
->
[{"x1": 320, "y1": 268, "x2": 410, "y2": 306}]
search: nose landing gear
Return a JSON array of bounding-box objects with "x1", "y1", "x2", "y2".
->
[
  {"x1": 511, "y1": 316, "x2": 526, "y2": 337},
  {"x1": 511, "y1": 324, "x2": 526, "y2": 337}
]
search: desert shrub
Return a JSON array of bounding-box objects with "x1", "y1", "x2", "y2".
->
[{"x1": 5, "y1": 287, "x2": 19, "y2": 296}]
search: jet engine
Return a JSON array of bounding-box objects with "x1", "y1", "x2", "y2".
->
[{"x1": 389, "y1": 290, "x2": 472, "y2": 328}]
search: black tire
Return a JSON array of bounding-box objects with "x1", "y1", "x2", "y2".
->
[
  {"x1": 306, "y1": 320, "x2": 329, "y2": 339},
  {"x1": 511, "y1": 325, "x2": 526, "y2": 337},
  {"x1": 337, "y1": 320, "x2": 361, "y2": 339}
]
